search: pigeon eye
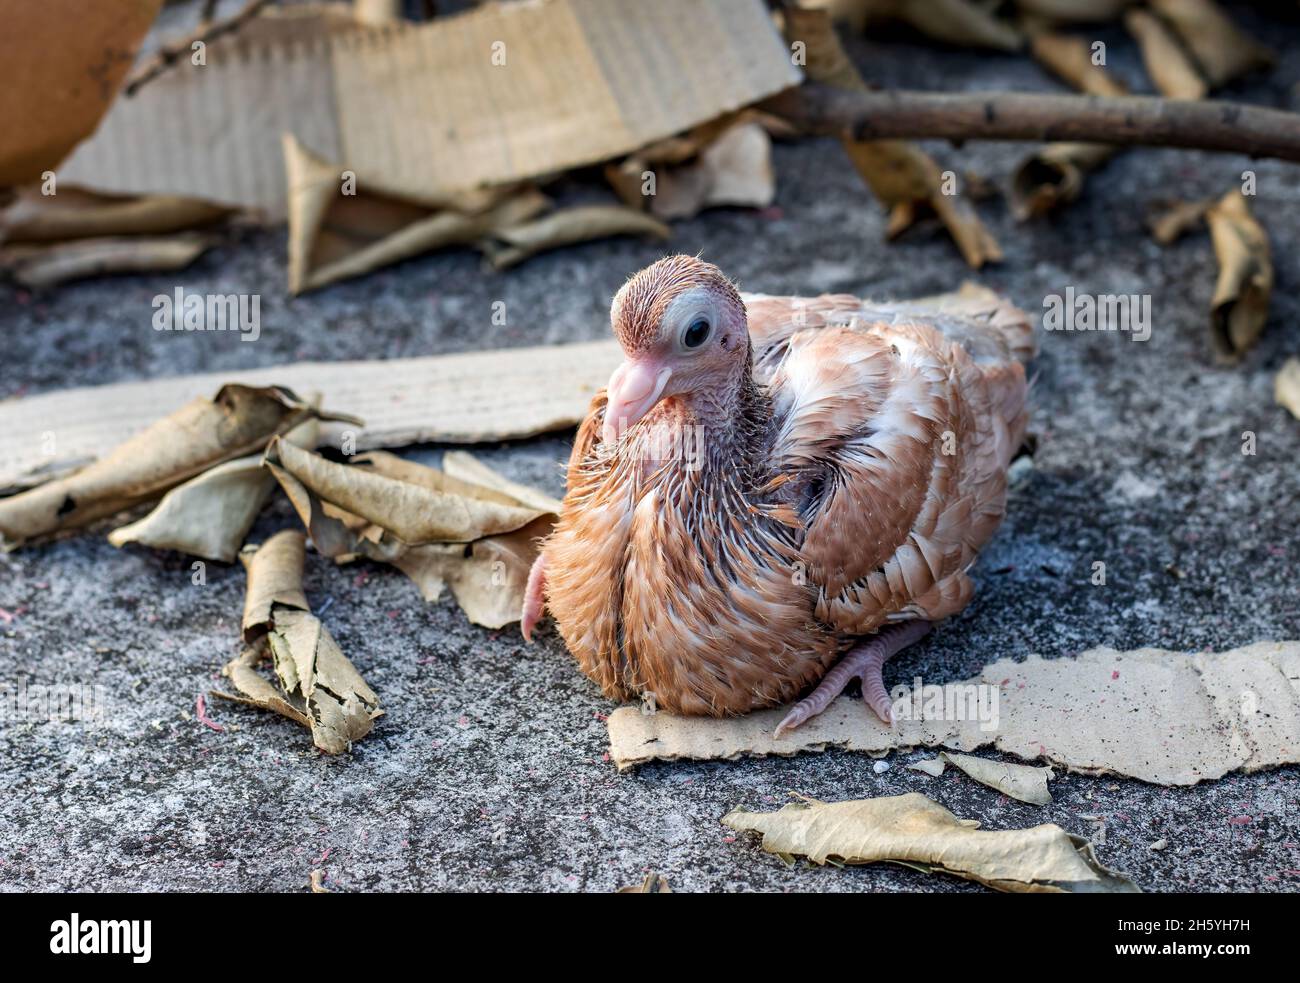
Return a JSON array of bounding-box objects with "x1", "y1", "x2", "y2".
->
[{"x1": 682, "y1": 316, "x2": 711, "y2": 349}]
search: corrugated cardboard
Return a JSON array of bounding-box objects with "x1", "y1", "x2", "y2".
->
[
  {"x1": 0, "y1": 340, "x2": 621, "y2": 492},
  {"x1": 59, "y1": 0, "x2": 800, "y2": 216}
]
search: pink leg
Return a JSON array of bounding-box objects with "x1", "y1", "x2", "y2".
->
[
  {"x1": 520, "y1": 552, "x2": 547, "y2": 642},
  {"x1": 774, "y1": 621, "x2": 932, "y2": 737}
]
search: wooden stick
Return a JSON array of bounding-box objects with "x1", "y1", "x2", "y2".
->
[{"x1": 769, "y1": 85, "x2": 1300, "y2": 164}]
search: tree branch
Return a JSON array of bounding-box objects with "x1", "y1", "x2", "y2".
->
[{"x1": 769, "y1": 85, "x2": 1300, "y2": 164}]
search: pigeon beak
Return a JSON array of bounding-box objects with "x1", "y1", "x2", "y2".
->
[{"x1": 602, "y1": 358, "x2": 672, "y2": 442}]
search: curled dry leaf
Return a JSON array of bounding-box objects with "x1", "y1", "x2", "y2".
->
[
  {"x1": 479, "y1": 206, "x2": 671, "y2": 270},
  {"x1": 722, "y1": 794, "x2": 1138, "y2": 893},
  {"x1": 782, "y1": 6, "x2": 1000, "y2": 268},
  {"x1": 0, "y1": 233, "x2": 213, "y2": 289},
  {"x1": 1275, "y1": 357, "x2": 1300, "y2": 422},
  {"x1": 264, "y1": 441, "x2": 557, "y2": 629},
  {"x1": 0, "y1": 385, "x2": 325, "y2": 550},
  {"x1": 830, "y1": 0, "x2": 1022, "y2": 52},
  {"x1": 1147, "y1": 198, "x2": 1211, "y2": 246},
  {"x1": 1011, "y1": 34, "x2": 1125, "y2": 220},
  {"x1": 939, "y1": 751, "x2": 1054, "y2": 805},
  {"x1": 907, "y1": 756, "x2": 946, "y2": 777},
  {"x1": 216, "y1": 529, "x2": 382, "y2": 754},
  {"x1": 284, "y1": 133, "x2": 550, "y2": 294},
  {"x1": 1206, "y1": 190, "x2": 1272, "y2": 361},
  {"x1": 616, "y1": 872, "x2": 672, "y2": 894},
  {"x1": 108, "y1": 416, "x2": 320, "y2": 562},
  {"x1": 1124, "y1": 9, "x2": 1207, "y2": 100},
  {"x1": 1148, "y1": 0, "x2": 1273, "y2": 89},
  {"x1": 1014, "y1": 0, "x2": 1129, "y2": 21},
  {"x1": 0, "y1": 185, "x2": 230, "y2": 243}
]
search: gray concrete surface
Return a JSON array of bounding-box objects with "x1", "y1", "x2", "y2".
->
[{"x1": 1, "y1": 8, "x2": 1299, "y2": 892}]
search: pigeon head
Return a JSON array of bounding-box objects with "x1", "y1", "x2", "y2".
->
[{"x1": 604, "y1": 255, "x2": 750, "y2": 441}]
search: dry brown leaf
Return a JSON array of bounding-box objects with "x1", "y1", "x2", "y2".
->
[
  {"x1": 108, "y1": 416, "x2": 320, "y2": 563},
  {"x1": 0, "y1": 233, "x2": 214, "y2": 289},
  {"x1": 1011, "y1": 142, "x2": 1118, "y2": 221},
  {"x1": 1124, "y1": 8, "x2": 1206, "y2": 100},
  {"x1": 828, "y1": 0, "x2": 1022, "y2": 51},
  {"x1": 0, "y1": 385, "x2": 327, "y2": 550},
  {"x1": 783, "y1": 6, "x2": 1001, "y2": 268},
  {"x1": 284, "y1": 133, "x2": 549, "y2": 293},
  {"x1": 1148, "y1": 0, "x2": 1273, "y2": 88},
  {"x1": 723, "y1": 794, "x2": 1138, "y2": 892},
  {"x1": 940, "y1": 752, "x2": 1054, "y2": 805},
  {"x1": 608, "y1": 642, "x2": 1300, "y2": 785},
  {"x1": 265, "y1": 443, "x2": 556, "y2": 629},
  {"x1": 1147, "y1": 198, "x2": 1212, "y2": 246},
  {"x1": 1014, "y1": 0, "x2": 1129, "y2": 21},
  {"x1": 907, "y1": 756, "x2": 947, "y2": 777},
  {"x1": 1029, "y1": 33, "x2": 1127, "y2": 98},
  {"x1": 1206, "y1": 190, "x2": 1272, "y2": 361},
  {"x1": 0, "y1": 186, "x2": 230, "y2": 243},
  {"x1": 266, "y1": 438, "x2": 545, "y2": 545},
  {"x1": 1275, "y1": 357, "x2": 1300, "y2": 422},
  {"x1": 479, "y1": 206, "x2": 671, "y2": 270},
  {"x1": 616, "y1": 872, "x2": 672, "y2": 893},
  {"x1": 224, "y1": 529, "x2": 382, "y2": 754},
  {"x1": 1011, "y1": 34, "x2": 1125, "y2": 220}
]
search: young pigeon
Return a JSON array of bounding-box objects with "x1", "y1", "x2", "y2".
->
[{"x1": 523, "y1": 255, "x2": 1033, "y2": 734}]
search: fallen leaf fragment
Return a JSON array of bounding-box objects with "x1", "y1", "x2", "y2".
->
[
  {"x1": 1275, "y1": 358, "x2": 1300, "y2": 422},
  {"x1": 284, "y1": 133, "x2": 549, "y2": 294},
  {"x1": 1147, "y1": 198, "x2": 1212, "y2": 246},
  {"x1": 722, "y1": 794, "x2": 1138, "y2": 893},
  {"x1": 833, "y1": 0, "x2": 1022, "y2": 52},
  {"x1": 220, "y1": 529, "x2": 381, "y2": 754},
  {"x1": 1124, "y1": 8, "x2": 1207, "y2": 100},
  {"x1": 108, "y1": 417, "x2": 320, "y2": 562},
  {"x1": 782, "y1": 7, "x2": 1000, "y2": 267},
  {"x1": 940, "y1": 752, "x2": 1054, "y2": 805},
  {"x1": 266, "y1": 439, "x2": 545, "y2": 545},
  {"x1": 608, "y1": 642, "x2": 1300, "y2": 785},
  {"x1": 1205, "y1": 190, "x2": 1272, "y2": 361},
  {"x1": 309, "y1": 869, "x2": 331, "y2": 893},
  {"x1": 617, "y1": 871, "x2": 672, "y2": 894},
  {"x1": 479, "y1": 206, "x2": 670, "y2": 270},
  {"x1": 1011, "y1": 33, "x2": 1125, "y2": 220},
  {"x1": 264, "y1": 442, "x2": 557, "y2": 629},
  {"x1": 0, "y1": 185, "x2": 230, "y2": 243},
  {"x1": 907, "y1": 757, "x2": 946, "y2": 777},
  {"x1": 0, "y1": 233, "x2": 213, "y2": 289},
  {"x1": 1148, "y1": 0, "x2": 1273, "y2": 89},
  {"x1": 0, "y1": 385, "x2": 325, "y2": 550}
]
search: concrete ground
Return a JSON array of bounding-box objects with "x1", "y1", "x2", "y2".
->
[{"x1": 1, "y1": 7, "x2": 1298, "y2": 892}]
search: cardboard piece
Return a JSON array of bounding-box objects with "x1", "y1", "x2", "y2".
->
[
  {"x1": 608, "y1": 642, "x2": 1300, "y2": 785},
  {"x1": 59, "y1": 0, "x2": 800, "y2": 216},
  {"x1": 0, "y1": 340, "x2": 622, "y2": 493}
]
